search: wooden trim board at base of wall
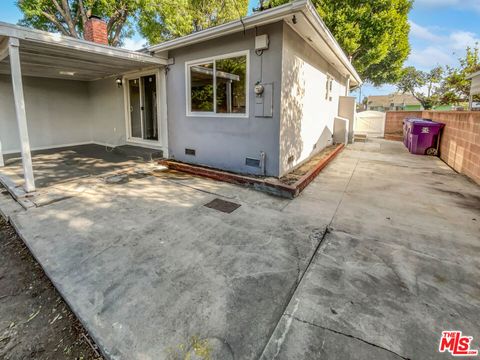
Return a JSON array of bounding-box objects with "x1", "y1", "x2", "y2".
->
[{"x1": 159, "y1": 144, "x2": 344, "y2": 198}]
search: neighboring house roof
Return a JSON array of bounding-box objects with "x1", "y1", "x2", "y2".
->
[
  {"x1": 368, "y1": 93, "x2": 421, "y2": 107},
  {"x1": 0, "y1": 21, "x2": 167, "y2": 81},
  {"x1": 147, "y1": 0, "x2": 362, "y2": 87}
]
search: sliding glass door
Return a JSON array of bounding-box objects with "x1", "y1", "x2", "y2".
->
[{"x1": 127, "y1": 74, "x2": 158, "y2": 141}]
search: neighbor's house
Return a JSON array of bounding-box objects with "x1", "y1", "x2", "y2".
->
[
  {"x1": 367, "y1": 93, "x2": 422, "y2": 112},
  {"x1": 467, "y1": 70, "x2": 480, "y2": 110},
  {"x1": 0, "y1": 0, "x2": 361, "y2": 192}
]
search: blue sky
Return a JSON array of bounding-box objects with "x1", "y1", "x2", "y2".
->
[{"x1": 1, "y1": 0, "x2": 479, "y2": 100}]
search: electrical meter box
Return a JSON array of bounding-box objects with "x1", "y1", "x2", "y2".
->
[{"x1": 254, "y1": 83, "x2": 273, "y2": 117}]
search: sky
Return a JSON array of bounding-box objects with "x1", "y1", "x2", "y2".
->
[{"x1": 1, "y1": 0, "x2": 479, "y2": 101}]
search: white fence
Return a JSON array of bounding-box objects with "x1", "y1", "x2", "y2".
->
[{"x1": 354, "y1": 111, "x2": 386, "y2": 137}]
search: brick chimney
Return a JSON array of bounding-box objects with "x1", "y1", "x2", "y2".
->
[{"x1": 84, "y1": 16, "x2": 108, "y2": 45}]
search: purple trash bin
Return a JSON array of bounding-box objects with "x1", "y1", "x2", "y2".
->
[{"x1": 403, "y1": 118, "x2": 444, "y2": 155}]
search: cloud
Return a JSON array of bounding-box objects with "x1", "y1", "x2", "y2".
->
[
  {"x1": 409, "y1": 21, "x2": 442, "y2": 42},
  {"x1": 408, "y1": 46, "x2": 456, "y2": 68},
  {"x1": 414, "y1": 0, "x2": 480, "y2": 12},
  {"x1": 407, "y1": 22, "x2": 480, "y2": 70},
  {"x1": 121, "y1": 37, "x2": 147, "y2": 51},
  {"x1": 449, "y1": 31, "x2": 480, "y2": 50}
]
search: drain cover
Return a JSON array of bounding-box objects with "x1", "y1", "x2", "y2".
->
[{"x1": 204, "y1": 198, "x2": 241, "y2": 213}]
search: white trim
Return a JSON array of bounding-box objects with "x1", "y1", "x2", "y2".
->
[
  {"x1": 158, "y1": 68, "x2": 169, "y2": 158},
  {"x1": 9, "y1": 37, "x2": 35, "y2": 192},
  {"x1": 148, "y1": 0, "x2": 361, "y2": 85},
  {"x1": 0, "y1": 37, "x2": 8, "y2": 62},
  {"x1": 0, "y1": 21, "x2": 167, "y2": 66},
  {"x1": 467, "y1": 70, "x2": 480, "y2": 80},
  {"x1": 185, "y1": 50, "x2": 250, "y2": 118},
  {"x1": 149, "y1": 1, "x2": 306, "y2": 52},
  {"x1": 123, "y1": 69, "x2": 166, "y2": 147}
]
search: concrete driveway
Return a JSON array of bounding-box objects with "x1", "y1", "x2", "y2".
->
[{"x1": 1, "y1": 139, "x2": 479, "y2": 359}]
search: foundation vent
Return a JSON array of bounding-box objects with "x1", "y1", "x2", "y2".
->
[
  {"x1": 245, "y1": 157, "x2": 261, "y2": 167},
  {"x1": 185, "y1": 148, "x2": 196, "y2": 156}
]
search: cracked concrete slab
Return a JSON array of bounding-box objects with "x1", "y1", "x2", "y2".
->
[
  {"x1": 1, "y1": 139, "x2": 479, "y2": 360},
  {"x1": 261, "y1": 140, "x2": 480, "y2": 360},
  {"x1": 7, "y1": 173, "x2": 334, "y2": 360}
]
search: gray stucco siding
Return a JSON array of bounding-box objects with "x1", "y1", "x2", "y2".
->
[
  {"x1": 88, "y1": 78, "x2": 127, "y2": 147},
  {"x1": 0, "y1": 75, "x2": 92, "y2": 153},
  {"x1": 165, "y1": 22, "x2": 284, "y2": 177},
  {"x1": 0, "y1": 75, "x2": 127, "y2": 154}
]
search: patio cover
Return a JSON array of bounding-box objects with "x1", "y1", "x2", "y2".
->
[{"x1": 0, "y1": 22, "x2": 167, "y2": 192}]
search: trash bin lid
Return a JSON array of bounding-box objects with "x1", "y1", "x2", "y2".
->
[{"x1": 417, "y1": 119, "x2": 444, "y2": 127}]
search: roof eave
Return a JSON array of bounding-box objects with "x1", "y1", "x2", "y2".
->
[
  {"x1": 147, "y1": 0, "x2": 361, "y2": 85},
  {"x1": 466, "y1": 70, "x2": 480, "y2": 79},
  {"x1": 0, "y1": 21, "x2": 167, "y2": 66}
]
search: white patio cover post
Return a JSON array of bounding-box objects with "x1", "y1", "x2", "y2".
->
[{"x1": 8, "y1": 37, "x2": 35, "y2": 192}]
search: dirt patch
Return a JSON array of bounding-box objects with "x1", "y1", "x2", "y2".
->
[
  {"x1": 0, "y1": 217, "x2": 103, "y2": 360},
  {"x1": 280, "y1": 146, "x2": 338, "y2": 185}
]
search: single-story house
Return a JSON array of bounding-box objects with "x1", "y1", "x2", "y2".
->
[
  {"x1": 0, "y1": 0, "x2": 361, "y2": 193},
  {"x1": 467, "y1": 70, "x2": 480, "y2": 110},
  {"x1": 367, "y1": 93, "x2": 422, "y2": 112}
]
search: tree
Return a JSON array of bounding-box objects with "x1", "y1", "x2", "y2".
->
[
  {"x1": 396, "y1": 66, "x2": 443, "y2": 110},
  {"x1": 258, "y1": 0, "x2": 412, "y2": 85},
  {"x1": 440, "y1": 45, "x2": 480, "y2": 105},
  {"x1": 138, "y1": 0, "x2": 249, "y2": 45},
  {"x1": 17, "y1": 0, "x2": 140, "y2": 46}
]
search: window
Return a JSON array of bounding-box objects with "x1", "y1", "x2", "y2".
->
[{"x1": 187, "y1": 51, "x2": 248, "y2": 116}]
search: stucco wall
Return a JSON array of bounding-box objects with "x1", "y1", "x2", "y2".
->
[
  {"x1": 0, "y1": 75, "x2": 127, "y2": 154},
  {"x1": 279, "y1": 24, "x2": 347, "y2": 176},
  {"x1": 88, "y1": 78, "x2": 126, "y2": 147},
  {"x1": 0, "y1": 75, "x2": 92, "y2": 153},
  {"x1": 165, "y1": 22, "x2": 283, "y2": 176}
]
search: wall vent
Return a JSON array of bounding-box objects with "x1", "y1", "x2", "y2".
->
[
  {"x1": 185, "y1": 148, "x2": 196, "y2": 156},
  {"x1": 245, "y1": 157, "x2": 261, "y2": 167}
]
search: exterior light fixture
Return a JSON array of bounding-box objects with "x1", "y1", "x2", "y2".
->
[
  {"x1": 115, "y1": 77, "x2": 123, "y2": 87},
  {"x1": 59, "y1": 71, "x2": 76, "y2": 76}
]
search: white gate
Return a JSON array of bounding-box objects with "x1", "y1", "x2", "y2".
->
[{"x1": 354, "y1": 111, "x2": 386, "y2": 137}]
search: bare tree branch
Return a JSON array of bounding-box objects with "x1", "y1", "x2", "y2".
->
[{"x1": 40, "y1": 10, "x2": 70, "y2": 36}]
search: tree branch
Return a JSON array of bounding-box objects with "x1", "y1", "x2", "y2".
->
[
  {"x1": 77, "y1": 0, "x2": 88, "y2": 30},
  {"x1": 40, "y1": 10, "x2": 69, "y2": 36},
  {"x1": 59, "y1": 0, "x2": 79, "y2": 37},
  {"x1": 110, "y1": 12, "x2": 127, "y2": 47}
]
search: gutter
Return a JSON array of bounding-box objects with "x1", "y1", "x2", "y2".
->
[{"x1": 148, "y1": 0, "x2": 307, "y2": 53}]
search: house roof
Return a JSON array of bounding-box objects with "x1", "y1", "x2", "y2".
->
[
  {"x1": 466, "y1": 70, "x2": 480, "y2": 79},
  {"x1": 368, "y1": 93, "x2": 421, "y2": 107},
  {"x1": 147, "y1": 0, "x2": 362, "y2": 87},
  {"x1": 0, "y1": 22, "x2": 167, "y2": 81}
]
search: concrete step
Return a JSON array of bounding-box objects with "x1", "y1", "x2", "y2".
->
[{"x1": 354, "y1": 133, "x2": 368, "y2": 142}]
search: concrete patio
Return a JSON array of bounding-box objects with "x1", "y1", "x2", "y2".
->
[{"x1": 0, "y1": 139, "x2": 479, "y2": 360}]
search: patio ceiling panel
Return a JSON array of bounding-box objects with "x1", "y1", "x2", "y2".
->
[{"x1": 0, "y1": 22, "x2": 168, "y2": 81}]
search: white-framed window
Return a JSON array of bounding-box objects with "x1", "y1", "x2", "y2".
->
[
  {"x1": 185, "y1": 50, "x2": 249, "y2": 117},
  {"x1": 325, "y1": 74, "x2": 333, "y2": 101}
]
